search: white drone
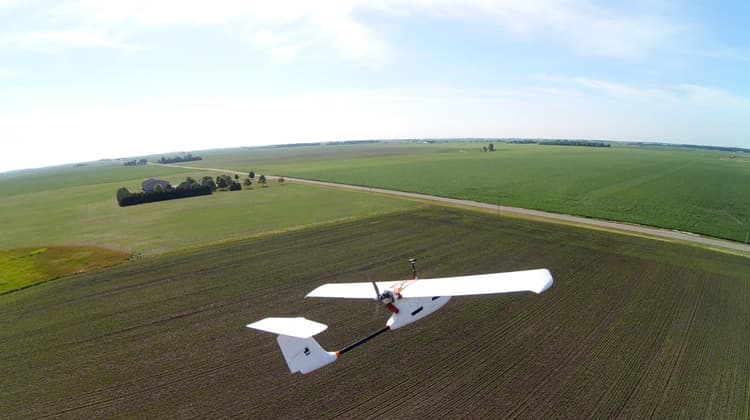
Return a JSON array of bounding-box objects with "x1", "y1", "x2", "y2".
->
[{"x1": 248, "y1": 259, "x2": 553, "y2": 374}]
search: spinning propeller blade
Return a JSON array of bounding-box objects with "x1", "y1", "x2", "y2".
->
[
  {"x1": 371, "y1": 279, "x2": 380, "y2": 300},
  {"x1": 368, "y1": 270, "x2": 382, "y2": 319},
  {"x1": 369, "y1": 265, "x2": 380, "y2": 300}
]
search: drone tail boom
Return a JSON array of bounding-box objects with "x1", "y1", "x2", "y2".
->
[{"x1": 247, "y1": 317, "x2": 337, "y2": 374}]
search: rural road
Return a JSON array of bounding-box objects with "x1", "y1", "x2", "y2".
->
[{"x1": 154, "y1": 163, "x2": 750, "y2": 255}]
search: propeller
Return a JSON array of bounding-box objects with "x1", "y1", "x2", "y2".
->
[
  {"x1": 369, "y1": 263, "x2": 380, "y2": 300},
  {"x1": 368, "y1": 267, "x2": 385, "y2": 321}
]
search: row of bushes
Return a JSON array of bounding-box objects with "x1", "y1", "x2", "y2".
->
[
  {"x1": 504, "y1": 139, "x2": 611, "y2": 147},
  {"x1": 158, "y1": 154, "x2": 202, "y2": 164},
  {"x1": 123, "y1": 159, "x2": 148, "y2": 166},
  {"x1": 116, "y1": 185, "x2": 213, "y2": 207},
  {"x1": 538, "y1": 140, "x2": 611, "y2": 147}
]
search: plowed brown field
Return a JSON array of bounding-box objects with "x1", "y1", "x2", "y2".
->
[{"x1": 1, "y1": 207, "x2": 748, "y2": 418}]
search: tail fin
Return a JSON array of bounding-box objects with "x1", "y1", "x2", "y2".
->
[
  {"x1": 247, "y1": 317, "x2": 337, "y2": 374},
  {"x1": 276, "y1": 334, "x2": 337, "y2": 374}
]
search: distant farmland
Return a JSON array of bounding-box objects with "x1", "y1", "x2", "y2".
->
[
  {"x1": 191, "y1": 143, "x2": 750, "y2": 242},
  {"x1": 0, "y1": 161, "x2": 420, "y2": 254},
  {"x1": 2, "y1": 207, "x2": 747, "y2": 418},
  {"x1": 0, "y1": 159, "x2": 421, "y2": 292}
]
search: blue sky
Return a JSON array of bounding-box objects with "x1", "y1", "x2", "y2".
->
[{"x1": 1, "y1": 0, "x2": 748, "y2": 171}]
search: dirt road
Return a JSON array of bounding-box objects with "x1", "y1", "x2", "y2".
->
[{"x1": 153, "y1": 163, "x2": 750, "y2": 255}]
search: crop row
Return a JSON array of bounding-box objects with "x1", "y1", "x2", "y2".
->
[{"x1": 1, "y1": 208, "x2": 747, "y2": 418}]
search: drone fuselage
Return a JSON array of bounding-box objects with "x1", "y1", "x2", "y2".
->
[{"x1": 386, "y1": 294, "x2": 452, "y2": 330}]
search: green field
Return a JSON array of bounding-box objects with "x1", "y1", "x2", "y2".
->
[
  {"x1": 0, "y1": 161, "x2": 420, "y2": 253},
  {"x1": 186, "y1": 143, "x2": 750, "y2": 242},
  {"x1": 0, "y1": 160, "x2": 420, "y2": 291},
  {"x1": 1, "y1": 207, "x2": 747, "y2": 418},
  {"x1": 0, "y1": 161, "x2": 188, "y2": 198},
  {"x1": 0, "y1": 246, "x2": 127, "y2": 294}
]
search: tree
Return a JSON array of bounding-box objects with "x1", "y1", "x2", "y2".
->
[
  {"x1": 234, "y1": 174, "x2": 239, "y2": 181},
  {"x1": 278, "y1": 177, "x2": 285, "y2": 185},
  {"x1": 488, "y1": 143, "x2": 495, "y2": 152},
  {"x1": 229, "y1": 181, "x2": 242, "y2": 191},
  {"x1": 116, "y1": 187, "x2": 131, "y2": 205},
  {"x1": 258, "y1": 174, "x2": 267, "y2": 187},
  {"x1": 249, "y1": 171, "x2": 255, "y2": 180},
  {"x1": 176, "y1": 176, "x2": 200, "y2": 190},
  {"x1": 200, "y1": 176, "x2": 216, "y2": 191},
  {"x1": 216, "y1": 174, "x2": 231, "y2": 189},
  {"x1": 482, "y1": 146, "x2": 487, "y2": 152},
  {"x1": 243, "y1": 177, "x2": 253, "y2": 186}
]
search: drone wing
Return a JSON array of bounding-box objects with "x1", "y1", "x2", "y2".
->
[
  {"x1": 306, "y1": 281, "x2": 398, "y2": 299},
  {"x1": 400, "y1": 269, "x2": 552, "y2": 298},
  {"x1": 306, "y1": 269, "x2": 552, "y2": 299}
]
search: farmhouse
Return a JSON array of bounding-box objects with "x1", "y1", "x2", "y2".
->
[{"x1": 142, "y1": 178, "x2": 171, "y2": 192}]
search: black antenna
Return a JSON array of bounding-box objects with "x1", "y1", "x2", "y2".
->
[{"x1": 409, "y1": 258, "x2": 418, "y2": 279}]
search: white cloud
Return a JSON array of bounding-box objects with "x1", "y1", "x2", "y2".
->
[
  {"x1": 10, "y1": 0, "x2": 679, "y2": 62},
  {"x1": 689, "y1": 44, "x2": 750, "y2": 62},
  {"x1": 0, "y1": 30, "x2": 139, "y2": 52},
  {"x1": 567, "y1": 77, "x2": 750, "y2": 110},
  {"x1": 242, "y1": 5, "x2": 388, "y2": 64},
  {"x1": 374, "y1": 0, "x2": 682, "y2": 59},
  {"x1": 0, "y1": 0, "x2": 25, "y2": 7},
  {"x1": 50, "y1": 0, "x2": 389, "y2": 64},
  {"x1": 674, "y1": 84, "x2": 750, "y2": 109},
  {"x1": 0, "y1": 68, "x2": 18, "y2": 79},
  {"x1": 572, "y1": 77, "x2": 673, "y2": 100},
  {"x1": 53, "y1": 0, "x2": 313, "y2": 27}
]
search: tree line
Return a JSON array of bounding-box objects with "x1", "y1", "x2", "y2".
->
[
  {"x1": 158, "y1": 154, "x2": 203, "y2": 164},
  {"x1": 116, "y1": 172, "x2": 278, "y2": 207},
  {"x1": 117, "y1": 181, "x2": 213, "y2": 206},
  {"x1": 538, "y1": 140, "x2": 610, "y2": 147},
  {"x1": 504, "y1": 139, "x2": 611, "y2": 147},
  {"x1": 123, "y1": 159, "x2": 148, "y2": 166}
]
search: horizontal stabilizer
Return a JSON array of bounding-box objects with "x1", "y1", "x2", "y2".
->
[
  {"x1": 247, "y1": 317, "x2": 328, "y2": 338},
  {"x1": 247, "y1": 317, "x2": 337, "y2": 374}
]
